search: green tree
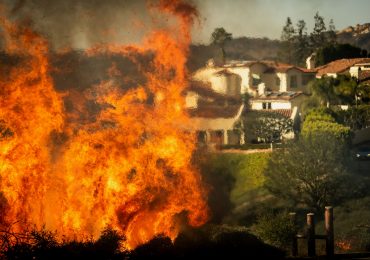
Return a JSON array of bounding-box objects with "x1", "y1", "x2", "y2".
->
[
  {"x1": 336, "y1": 105, "x2": 370, "y2": 131},
  {"x1": 264, "y1": 134, "x2": 351, "y2": 212},
  {"x1": 315, "y1": 44, "x2": 368, "y2": 66},
  {"x1": 327, "y1": 19, "x2": 337, "y2": 44},
  {"x1": 279, "y1": 17, "x2": 295, "y2": 64},
  {"x1": 293, "y1": 19, "x2": 310, "y2": 66},
  {"x1": 210, "y1": 27, "x2": 232, "y2": 65},
  {"x1": 334, "y1": 75, "x2": 362, "y2": 106},
  {"x1": 308, "y1": 77, "x2": 338, "y2": 108},
  {"x1": 310, "y1": 12, "x2": 327, "y2": 50},
  {"x1": 240, "y1": 111, "x2": 293, "y2": 143},
  {"x1": 253, "y1": 211, "x2": 297, "y2": 250}
]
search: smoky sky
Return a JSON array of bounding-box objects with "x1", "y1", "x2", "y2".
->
[
  {"x1": 193, "y1": 0, "x2": 370, "y2": 43},
  {"x1": 2, "y1": 0, "x2": 370, "y2": 49},
  {"x1": 2, "y1": 0, "x2": 159, "y2": 49}
]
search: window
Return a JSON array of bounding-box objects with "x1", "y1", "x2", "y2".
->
[
  {"x1": 290, "y1": 75, "x2": 297, "y2": 88},
  {"x1": 302, "y1": 74, "x2": 314, "y2": 85},
  {"x1": 262, "y1": 102, "x2": 271, "y2": 109}
]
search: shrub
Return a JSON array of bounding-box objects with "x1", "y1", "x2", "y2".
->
[
  {"x1": 301, "y1": 109, "x2": 351, "y2": 140},
  {"x1": 253, "y1": 211, "x2": 296, "y2": 250}
]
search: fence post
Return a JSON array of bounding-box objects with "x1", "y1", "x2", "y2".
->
[
  {"x1": 325, "y1": 206, "x2": 334, "y2": 257},
  {"x1": 307, "y1": 213, "x2": 316, "y2": 257},
  {"x1": 289, "y1": 212, "x2": 298, "y2": 256}
]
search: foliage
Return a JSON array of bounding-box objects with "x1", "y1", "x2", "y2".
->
[
  {"x1": 172, "y1": 225, "x2": 285, "y2": 259},
  {"x1": 2, "y1": 225, "x2": 285, "y2": 259},
  {"x1": 195, "y1": 152, "x2": 236, "y2": 223},
  {"x1": 196, "y1": 152, "x2": 270, "y2": 217},
  {"x1": 293, "y1": 20, "x2": 311, "y2": 67},
  {"x1": 264, "y1": 134, "x2": 352, "y2": 212},
  {"x1": 327, "y1": 19, "x2": 337, "y2": 44},
  {"x1": 279, "y1": 17, "x2": 295, "y2": 64},
  {"x1": 310, "y1": 12, "x2": 327, "y2": 50},
  {"x1": 315, "y1": 43, "x2": 368, "y2": 67},
  {"x1": 224, "y1": 153, "x2": 270, "y2": 204},
  {"x1": 221, "y1": 142, "x2": 284, "y2": 150},
  {"x1": 301, "y1": 109, "x2": 351, "y2": 140},
  {"x1": 336, "y1": 105, "x2": 370, "y2": 130},
  {"x1": 307, "y1": 75, "x2": 369, "y2": 109},
  {"x1": 253, "y1": 211, "x2": 297, "y2": 249},
  {"x1": 240, "y1": 111, "x2": 293, "y2": 143},
  {"x1": 308, "y1": 76, "x2": 339, "y2": 107},
  {"x1": 323, "y1": 197, "x2": 370, "y2": 252},
  {"x1": 210, "y1": 27, "x2": 232, "y2": 64},
  {"x1": 2, "y1": 227, "x2": 126, "y2": 260}
]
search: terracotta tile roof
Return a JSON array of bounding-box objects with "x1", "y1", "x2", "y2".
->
[
  {"x1": 214, "y1": 69, "x2": 236, "y2": 76},
  {"x1": 184, "y1": 80, "x2": 243, "y2": 119},
  {"x1": 186, "y1": 80, "x2": 241, "y2": 102},
  {"x1": 316, "y1": 58, "x2": 370, "y2": 77},
  {"x1": 187, "y1": 104, "x2": 243, "y2": 119},
  {"x1": 224, "y1": 60, "x2": 315, "y2": 73},
  {"x1": 263, "y1": 109, "x2": 292, "y2": 118},
  {"x1": 252, "y1": 91, "x2": 303, "y2": 101}
]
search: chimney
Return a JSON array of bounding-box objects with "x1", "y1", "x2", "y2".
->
[{"x1": 306, "y1": 53, "x2": 316, "y2": 70}]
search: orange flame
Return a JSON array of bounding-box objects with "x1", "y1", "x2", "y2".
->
[
  {"x1": 336, "y1": 240, "x2": 352, "y2": 251},
  {"x1": 0, "y1": 0, "x2": 208, "y2": 249}
]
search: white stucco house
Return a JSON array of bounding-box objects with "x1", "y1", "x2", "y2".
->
[
  {"x1": 192, "y1": 59, "x2": 316, "y2": 97},
  {"x1": 186, "y1": 61, "x2": 315, "y2": 144},
  {"x1": 184, "y1": 81, "x2": 245, "y2": 147},
  {"x1": 315, "y1": 58, "x2": 370, "y2": 79}
]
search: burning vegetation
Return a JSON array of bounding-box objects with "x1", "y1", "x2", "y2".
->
[{"x1": 0, "y1": 0, "x2": 208, "y2": 250}]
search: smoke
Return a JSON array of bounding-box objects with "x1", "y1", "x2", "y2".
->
[{"x1": 2, "y1": 0, "x2": 165, "y2": 49}]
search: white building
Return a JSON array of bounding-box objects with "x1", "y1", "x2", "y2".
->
[
  {"x1": 193, "y1": 60, "x2": 316, "y2": 97},
  {"x1": 184, "y1": 81, "x2": 244, "y2": 147}
]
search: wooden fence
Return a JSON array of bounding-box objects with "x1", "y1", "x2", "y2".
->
[{"x1": 289, "y1": 206, "x2": 334, "y2": 257}]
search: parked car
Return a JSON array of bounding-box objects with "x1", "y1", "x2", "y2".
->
[{"x1": 355, "y1": 147, "x2": 370, "y2": 160}]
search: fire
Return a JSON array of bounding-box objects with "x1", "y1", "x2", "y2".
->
[
  {"x1": 336, "y1": 240, "x2": 352, "y2": 251},
  {"x1": 0, "y1": 0, "x2": 208, "y2": 249}
]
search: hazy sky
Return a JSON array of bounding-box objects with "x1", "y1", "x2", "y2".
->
[
  {"x1": 193, "y1": 0, "x2": 370, "y2": 43},
  {"x1": 3, "y1": 0, "x2": 370, "y2": 48}
]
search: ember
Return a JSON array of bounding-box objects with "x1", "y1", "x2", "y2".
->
[{"x1": 0, "y1": 0, "x2": 208, "y2": 249}]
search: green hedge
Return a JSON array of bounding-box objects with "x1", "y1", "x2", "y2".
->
[
  {"x1": 221, "y1": 143, "x2": 283, "y2": 150},
  {"x1": 207, "y1": 153, "x2": 270, "y2": 204}
]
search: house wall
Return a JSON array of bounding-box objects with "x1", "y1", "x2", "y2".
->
[
  {"x1": 271, "y1": 102, "x2": 291, "y2": 109},
  {"x1": 227, "y1": 67, "x2": 250, "y2": 94},
  {"x1": 193, "y1": 67, "x2": 242, "y2": 97},
  {"x1": 278, "y1": 70, "x2": 314, "y2": 92},
  {"x1": 251, "y1": 101, "x2": 291, "y2": 110},
  {"x1": 191, "y1": 116, "x2": 238, "y2": 130},
  {"x1": 260, "y1": 73, "x2": 280, "y2": 91},
  {"x1": 185, "y1": 91, "x2": 198, "y2": 108},
  {"x1": 277, "y1": 73, "x2": 288, "y2": 92},
  {"x1": 193, "y1": 67, "x2": 222, "y2": 82},
  {"x1": 190, "y1": 105, "x2": 244, "y2": 131},
  {"x1": 286, "y1": 69, "x2": 304, "y2": 91},
  {"x1": 249, "y1": 63, "x2": 268, "y2": 91},
  {"x1": 226, "y1": 74, "x2": 242, "y2": 96},
  {"x1": 210, "y1": 76, "x2": 228, "y2": 94}
]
